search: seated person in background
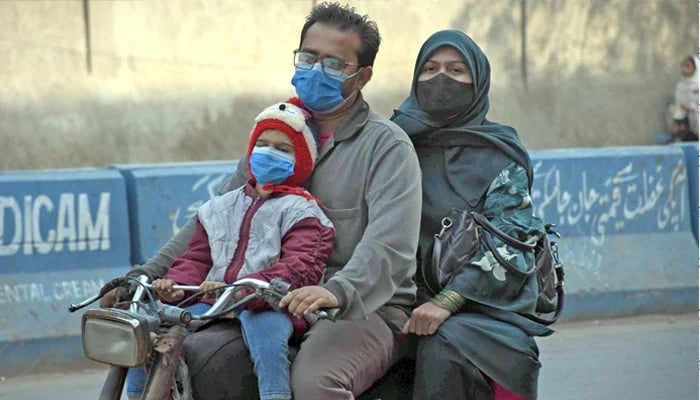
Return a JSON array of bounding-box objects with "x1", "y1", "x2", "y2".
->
[
  {"x1": 126, "y1": 98, "x2": 335, "y2": 400},
  {"x1": 666, "y1": 54, "x2": 699, "y2": 142}
]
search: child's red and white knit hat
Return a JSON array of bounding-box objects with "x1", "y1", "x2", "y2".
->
[{"x1": 246, "y1": 97, "x2": 318, "y2": 187}]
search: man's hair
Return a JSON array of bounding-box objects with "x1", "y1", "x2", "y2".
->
[{"x1": 299, "y1": 2, "x2": 381, "y2": 67}]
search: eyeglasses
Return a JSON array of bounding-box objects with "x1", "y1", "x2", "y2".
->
[{"x1": 293, "y1": 49, "x2": 361, "y2": 78}]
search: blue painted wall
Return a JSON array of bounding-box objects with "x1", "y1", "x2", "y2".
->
[
  {"x1": 112, "y1": 161, "x2": 237, "y2": 265},
  {"x1": 0, "y1": 146, "x2": 697, "y2": 377},
  {"x1": 0, "y1": 169, "x2": 130, "y2": 273},
  {"x1": 672, "y1": 142, "x2": 698, "y2": 242},
  {"x1": 0, "y1": 168, "x2": 132, "y2": 375},
  {"x1": 530, "y1": 146, "x2": 698, "y2": 319}
]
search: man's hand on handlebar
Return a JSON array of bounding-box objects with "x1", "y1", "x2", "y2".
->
[
  {"x1": 99, "y1": 288, "x2": 128, "y2": 309},
  {"x1": 152, "y1": 279, "x2": 185, "y2": 303},
  {"x1": 279, "y1": 285, "x2": 339, "y2": 318}
]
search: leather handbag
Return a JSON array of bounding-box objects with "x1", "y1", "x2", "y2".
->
[{"x1": 426, "y1": 209, "x2": 565, "y2": 325}]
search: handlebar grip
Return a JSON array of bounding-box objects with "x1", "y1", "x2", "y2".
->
[
  {"x1": 304, "y1": 308, "x2": 340, "y2": 324},
  {"x1": 67, "y1": 293, "x2": 100, "y2": 313},
  {"x1": 158, "y1": 304, "x2": 192, "y2": 324},
  {"x1": 67, "y1": 304, "x2": 80, "y2": 313}
]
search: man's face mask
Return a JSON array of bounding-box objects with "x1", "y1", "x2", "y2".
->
[
  {"x1": 249, "y1": 146, "x2": 295, "y2": 185},
  {"x1": 415, "y1": 73, "x2": 475, "y2": 120},
  {"x1": 291, "y1": 63, "x2": 360, "y2": 113}
]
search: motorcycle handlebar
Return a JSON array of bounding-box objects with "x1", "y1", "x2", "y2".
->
[
  {"x1": 69, "y1": 275, "x2": 340, "y2": 325},
  {"x1": 144, "y1": 277, "x2": 270, "y2": 293}
]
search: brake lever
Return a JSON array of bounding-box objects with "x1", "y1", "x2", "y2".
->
[
  {"x1": 68, "y1": 276, "x2": 135, "y2": 312},
  {"x1": 304, "y1": 308, "x2": 341, "y2": 324}
]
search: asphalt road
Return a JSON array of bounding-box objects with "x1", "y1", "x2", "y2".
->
[{"x1": 0, "y1": 313, "x2": 697, "y2": 400}]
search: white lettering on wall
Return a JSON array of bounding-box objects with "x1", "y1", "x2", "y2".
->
[
  {"x1": 0, "y1": 197, "x2": 21, "y2": 256},
  {"x1": 79, "y1": 193, "x2": 110, "y2": 251},
  {"x1": 531, "y1": 159, "x2": 687, "y2": 279},
  {"x1": 56, "y1": 193, "x2": 76, "y2": 252},
  {"x1": 0, "y1": 279, "x2": 105, "y2": 304},
  {"x1": 171, "y1": 174, "x2": 228, "y2": 233},
  {"x1": 0, "y1": 192, "x2": 111, "y2": 256},
  {"x1": 33, "y1": 195, "x2": 55, "y2": 254}
]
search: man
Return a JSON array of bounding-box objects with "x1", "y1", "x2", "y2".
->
[{"x1": 104, "y1": 3, "x2": 421, "y2": 399}]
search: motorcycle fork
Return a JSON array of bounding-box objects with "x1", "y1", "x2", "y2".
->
[
  {"x1": 142, "y1": 325, "x2": 188, "y2": 400},
  {"x1": 99, "y1": 365, "x2": 127, "y2": 400}
]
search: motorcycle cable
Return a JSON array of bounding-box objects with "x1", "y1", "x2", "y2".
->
[
  {"x1": 124, "y1": 276, "x2": 158, "y2": 306},
  {"x1": 173, "y1": 283, "x2": 261, "y2": 320}
]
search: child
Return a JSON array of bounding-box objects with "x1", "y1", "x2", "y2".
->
[
  {"x1": 667, "y1": 54, "x2": 699, "y2": 142},
  {"x1": 127, "y1": 98, "x2": 335, "y2": 400}
]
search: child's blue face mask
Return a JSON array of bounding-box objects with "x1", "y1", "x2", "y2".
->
[
  {"x1": 291, "y1": 63, "x2": 360, "y2": 113},
  {"x1": 249, "y1": 146, "x2": 295, "y2": 185}
]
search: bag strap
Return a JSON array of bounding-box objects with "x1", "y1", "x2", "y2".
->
[
  {"x1": 471, "y1": 212, "x2": 535, "y2": 252},
  {"x1": 473, "y1": 211, "x2": 566, "y2": 325},
  {"x1": 527, "y1": 284, "x2": 565, "y2": 325},
  {"x1": 469, "y1": 211, "x2": 538, "y2": 277},
  {"x1": 479, "y1": 226, "x2": 536, "y2": 277}
]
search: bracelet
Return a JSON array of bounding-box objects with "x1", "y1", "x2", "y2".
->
[{"x1": 430, "y1": 289, "x2": 465, "y2": 313}]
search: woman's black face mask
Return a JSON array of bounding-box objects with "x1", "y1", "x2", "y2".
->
[{"x1": 416, "y1": 73, "x2": 474, "y2": 120}]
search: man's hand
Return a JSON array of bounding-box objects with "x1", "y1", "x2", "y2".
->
[
  {"x1": 152, "y1": 279, "x2": 185, "y2": 303},
  {"x1": 279, "y1": 286, "x2": 339, "y2": 318},
  {"x1": 401, "y1": 302, "x2": 451, "y2": 336},
  {"x1": 99, "y1": 288, "x2": 126, "y2": 309}
]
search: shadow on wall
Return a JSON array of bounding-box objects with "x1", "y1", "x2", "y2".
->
[
  {"x1": 449, "y1": 0, "x2": 696, "y2": 84},
  {"x1": 0, "y1": 94, "x2": 282, "y2": 171},
  {"x1": 1, "y1": 0, "x2": 697, "y2": 171},
  {"x1": 0, "y1": 75, "x2": 686, "y2": 172}
]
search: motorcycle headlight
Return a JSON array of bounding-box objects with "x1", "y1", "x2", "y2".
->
[{"x1": 81, "y1": 309, "x2": 155, "y2": 367}]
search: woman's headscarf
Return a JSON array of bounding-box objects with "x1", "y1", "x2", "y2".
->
[
  {"x1": 391, "y1": 30, "x2": 533, "y2": 205},
  {"x1": 677, "y1": 54, "x2": 700, "y2": 94}
]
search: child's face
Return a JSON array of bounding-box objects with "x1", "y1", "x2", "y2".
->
[
  {"x1": 255, "y1": 130, "x2": 295, "y2": 155},
  {"x1": 681, "y1": 58, "x2": 695, "y2": 77}
]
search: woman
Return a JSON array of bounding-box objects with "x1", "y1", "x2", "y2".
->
[{"x1": 392, "y1": 30, "x2": 552, "y2": 400}]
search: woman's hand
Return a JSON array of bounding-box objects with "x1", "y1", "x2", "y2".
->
[
  {"x1": 152, "y1": 278, "x2": 185, "y2": 303},
  {"x1": 279, "y1": 286, "x2": 339, "y2": 318},
  {"x1": 401, "y1": 302, "x2": 451, "y2": 336}
]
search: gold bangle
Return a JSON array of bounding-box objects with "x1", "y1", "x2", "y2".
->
[
  {"x1": 431, "y1": 290, "x2": 465, "y2": 313},
  {"x1": 430, "y1": 297, "x2": 452, "y2": 310}
]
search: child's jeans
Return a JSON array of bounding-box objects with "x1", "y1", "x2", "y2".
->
[
  {"x1": 239, "y1": 310, "x2": 294, "y2": 400},
  {"x1": 126, "y1": 302, "x2": 212, "y2": 398}
]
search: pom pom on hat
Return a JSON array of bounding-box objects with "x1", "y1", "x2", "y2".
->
[{"x1": 247, "y1": 97, "x2": 318, "y2": 187}]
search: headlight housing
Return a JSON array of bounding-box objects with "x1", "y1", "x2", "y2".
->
[{"x1": 81, "y1": 309, "x2": 157, "y2": 367}]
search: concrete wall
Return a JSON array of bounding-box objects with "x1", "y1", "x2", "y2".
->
[{"x1": 1, "y1": 0, "x2": 697, "y2": 170}]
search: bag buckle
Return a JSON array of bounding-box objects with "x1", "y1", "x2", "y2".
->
[{"x1": 436, "y1": 217, "x2": 453, "y2": 239}]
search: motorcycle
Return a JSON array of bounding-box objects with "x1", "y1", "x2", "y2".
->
[{"x1": 68, "y1": 276, "x2": 414, "y2": 400}]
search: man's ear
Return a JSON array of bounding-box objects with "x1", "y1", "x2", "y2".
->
[{"x1": 357, "y1": 66, "x2": 373, "y2": 90}]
